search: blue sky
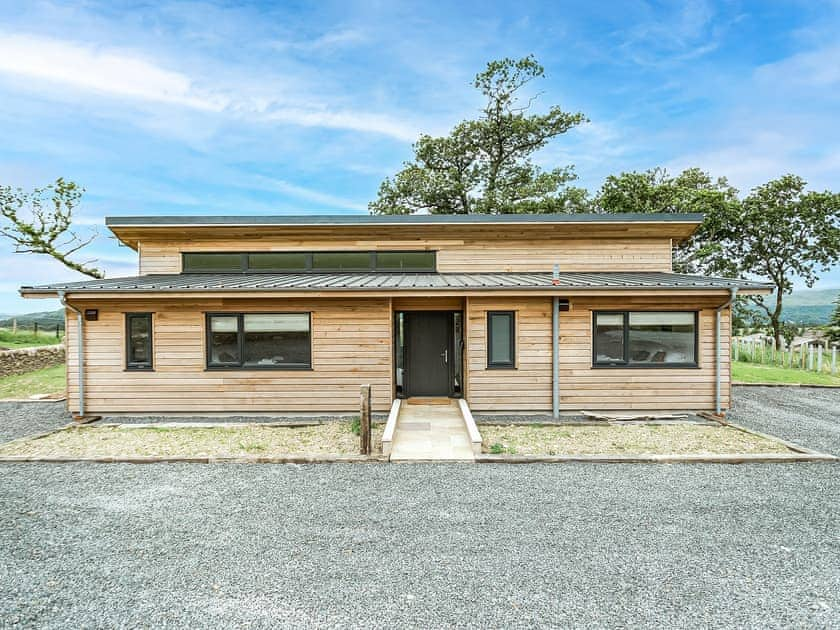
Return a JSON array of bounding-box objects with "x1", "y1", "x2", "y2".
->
[{"x1": 1, "y1": 0, "x2": 839, "y2": 313}]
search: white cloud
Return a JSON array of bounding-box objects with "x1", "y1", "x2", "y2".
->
[
  {"x1": 0, "y1": 33, "x2": 227, "y2": 111},
  {"x1": 0, "y1": 32, "x2": 421, "y2": 142},
  {"x1": 251, "y1": 176, "x2": 367, "y2": 211}
]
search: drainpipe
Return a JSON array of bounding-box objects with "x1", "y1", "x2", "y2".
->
[
  {"x1": 715, "y1": 287, "x2": 738, "y2": 415},
  {"x1": 58, "y1": 291, "x2": 84, "y2": 417},
  {"x1": 552, "y1": 265, "x2": 560, "y2": 419}
]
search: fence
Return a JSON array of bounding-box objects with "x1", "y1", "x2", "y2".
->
[
  {"x1": 732, "y1": 337, "x2": 838, "y2": 376},
  {"x1": 1, "y1": 320, "x2": 64, "y2": 339}
]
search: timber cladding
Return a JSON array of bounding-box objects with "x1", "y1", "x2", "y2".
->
[
  {"x1": 136, "y1": 236, "x2": 673, "y2": 275},
  {"x1": 64, "y1": 295, "x2": 730, "y2": 415},
  {"x1": 64, "y1": 298, "x2": 393, "y2": 414},
  {"x1": 465, "y1": 296, "x2": 730, "y2": 412}
]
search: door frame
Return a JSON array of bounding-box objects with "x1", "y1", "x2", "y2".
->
[{"x1": 394, "y1": 310, "x2": 463, "y2": 399}]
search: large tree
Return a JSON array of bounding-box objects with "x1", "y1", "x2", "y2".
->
[
  {"x1": 0, "y1": 178, "x2": 103, "y2": 278},
  {"x1": 594, "y1": 167, "x2": 740, "y2": 272},
  {"x1": 370, "y1": 56, "x2": 589, "y2": 214},
  {"x1": 706, "y1": 175, "x2": 840, "y2": 347}
]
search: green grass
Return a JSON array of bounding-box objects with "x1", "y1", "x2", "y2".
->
[
  {"x1": 0, "y1": 364, "x2": 66, "y2": 399},
  {"x1": 0, "y1": 328, "x2": 64, "y2": 350},
  {"x1": 732, "y1": 361, "x2": 840, "y2": 386}
]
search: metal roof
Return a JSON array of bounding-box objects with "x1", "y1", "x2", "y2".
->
[
  {"x1": 105, "y1": 213, "x2": 704, "y2": 227},
  {"x1": 21, "y1": 272, "x2": 771, "y2": 294}
]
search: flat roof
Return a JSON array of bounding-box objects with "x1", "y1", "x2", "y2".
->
[
  {"x1": 105, "y1": 212, "x2": 704, "y2": 228},
  {"x1": 22, "y1": 271, "x2": 771, "y2": 295}
]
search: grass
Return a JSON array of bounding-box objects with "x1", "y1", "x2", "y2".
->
[
  {"x1": 0, "y1": 421, "x2": 385, "y2": 458},
  {"x1": 480, "y1": 423, "x2": 792, "y2": 456},
  {"x1": 0, "y1": 328, "x2": 64, "y2": 350},
  {"x1": 0, "y1": 364, "x2": 65, "y2": 399},
  {"x1": 732, "y1": 361, "x2": 840, "y2": 386}
]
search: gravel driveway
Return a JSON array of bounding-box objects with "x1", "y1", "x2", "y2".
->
[{"x1": 1, "y1": 389, "x2": 838, "y2": 629}]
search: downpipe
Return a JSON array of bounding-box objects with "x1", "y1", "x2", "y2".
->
[
  {"x1": 58, "y1": 291, "x2": 84, "y2": 417},
  {"x1": 552, "y1": 264, "x2": 560, "y2": 419},
  {"x1": 715, "y1": 287, "x2": 738, "y2": 415}
]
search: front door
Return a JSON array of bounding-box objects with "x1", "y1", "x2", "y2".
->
[{"x1": 404, "y1": 312, "x2": 451, "y2": 397}]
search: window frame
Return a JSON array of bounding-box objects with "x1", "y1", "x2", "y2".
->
[
  {"x1": 183, "y1": 251, "x2": 437, "y2": 274},
  {"x1": 486, "y1": 311, "x2": 516, "y2": 369},
  {"x1": 204, "y1": 312, "x2": 312, "y2": 371},
  {"x1": 591, "y1": 310, "x2": 700, "y2": 369},
  {"x1": 125, "y1": 312, "x2": 154, "y2": 371}
]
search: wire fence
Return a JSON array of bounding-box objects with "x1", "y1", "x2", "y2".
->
[
  {"x1": 0, "y1": 322, "x2": 65, "y2": 340},
  {"x1": 732, "y1": 336, "x2": 838, "y2": 376}
]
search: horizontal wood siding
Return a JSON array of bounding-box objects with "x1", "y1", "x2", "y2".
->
[
  {"x1": 466, "y1": 296, "x2": 730, "y2": 412},
  {"x1": 136, "y1": 237, "x2": 673, "y2": 275},
  {"x1": 65, "y1": 299, "x2": 392, "y2": 414}
]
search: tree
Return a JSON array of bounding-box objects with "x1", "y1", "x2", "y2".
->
[
  {"x1": 370, "y1": 56, "x2": 588, "y2": 214},
  {"x1": 0, "y1": 178, "x2": 103, "y2": 278},
  {"x1": 828, "y1": 295, "x2": 840, "y2": 345},
  {"x1": 705, "y1": 175, "x2": 840, "y2": 348},
  {"x1": 595, "y1": 167, "x2": 740, "y2": 272}
]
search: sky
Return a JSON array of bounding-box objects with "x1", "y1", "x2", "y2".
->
[{"x1": 0, "y1": 0, "x2": 838, "y2": 314}]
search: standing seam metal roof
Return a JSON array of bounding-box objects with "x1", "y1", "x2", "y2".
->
[{"x1": 20, "y1": 272, "x2": 772, "y2": 293}]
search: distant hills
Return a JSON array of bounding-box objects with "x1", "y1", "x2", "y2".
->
[{"x1": 0, "y1": 309, "x2": 64, "y2": 330}]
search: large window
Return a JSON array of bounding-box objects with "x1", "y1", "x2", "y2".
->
[
  {"x1": 183, "y1": 251, "x2": 436, "y2": 273},
  {"x1": 487, "y1": 311, "x2": 515, "y2": 368},
  {"x1": 206, "y1": 313, "x2": 311, "y2": 369},
  {"x1": 593, "y1": 311, "x2": 697, "y2": 368},
  {"x1": 125, "y1": 313, "x2": 153, "y2": 370}
]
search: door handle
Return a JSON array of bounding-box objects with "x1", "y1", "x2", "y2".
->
[{"x1": 441, "y1": 349, "x2": 448, "y2": 364}]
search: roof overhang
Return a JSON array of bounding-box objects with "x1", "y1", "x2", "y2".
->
[{"x1": 105, "y1": 213, "x2": 705, "y2": 249}]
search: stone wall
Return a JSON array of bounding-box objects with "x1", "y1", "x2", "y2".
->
[{"x1": 0, "y1": 344, "x2": 65, "y2": 377}]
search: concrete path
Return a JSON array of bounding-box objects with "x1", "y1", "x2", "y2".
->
[{"x1": 389, "y1": 399, "x2": 474, "y2": 462}]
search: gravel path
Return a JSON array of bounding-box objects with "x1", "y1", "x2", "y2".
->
[
  {"x1": 730, "y1": 386, "x2": 840, "y2": 455},
  {"x1": 0, "y1": 388, "x2": 837, "y2": 628},
  {"x1": 1, "y1": 462, "x2": 837, "y2": 629},
  {"x1": 0, "y1": 402, "x2": 71, "y2": 444}
]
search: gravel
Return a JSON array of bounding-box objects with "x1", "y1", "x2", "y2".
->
[
  {"x1": 730, "y1": 385, "x2": 840, "y2": 455},
  {"x1": 0, "y1": 388, "x2": 837, "y2": 628},
  {"x1": 0, "y1": 402, "x2": 71, "y2": 444}
]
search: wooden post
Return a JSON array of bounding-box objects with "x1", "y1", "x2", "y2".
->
[
  {"x1": 817, "y1": 342, "x2": 823, "y2": 373},
  {"x1": 55, "y1": 323, "x2": 60, "y2": 339},
  {"x1": 34, "y1": 322, "x2": 39, "y2": 336},
  {"x1": 832, "y1": 345, "x2": 837, "y2": 376},
  {"x1": 11, "y1": 318, "x2": 16, "y2": 334},
  {"x1": 359, "y1": 384, "x2": 371, "y2": 455},
  {"x1": 808, "y1": 344, "x2": 814, "y2": 371}
]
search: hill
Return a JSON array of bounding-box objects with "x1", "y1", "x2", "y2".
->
[{"x1": 0, "y1": 309, "x2": 65, "y2": 330}]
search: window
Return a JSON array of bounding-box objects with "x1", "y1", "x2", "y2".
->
[
  {"x1": 375, "y1": 251, "x2": 436, "y2": 271},
  {"x1": 182, "y1": 251, "x2": 436, "y2": 273},
  {"x1": 126, "y1": 313, "x2": 153, "y2": 370},
  {"x1": 206, "y1": 313, "x2": 311, "y2": 369},
  {"x1": 487, "y1": 311, "x2": 515, "y2": 368},
  {"x1": 183, "y1": 253, "x2": 244, "y2": 272},
  {"x1": 312, "y1": 251, "x2": 372, "y2": 271},
  {"x1": 593, "y1": 311, "x2": 698, "y2": 368}
]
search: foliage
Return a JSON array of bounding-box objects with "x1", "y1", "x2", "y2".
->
[
  {"x1": 0, "y1": 178, "x2": 103, "y2": 278},
  {"x1": 705, "y1": 175, "x2": 840, "y2": 346},
  {"x1": 731, "y1": 361, "x2": 840, "y2": 386},
  {"x1": 0, "y1": 328, "x2": 64, "y2": 350},
  {"x1": 732, "y1": 297, "x2": 768, "y2": 332},
  {"x1": 370, "y1": 56, "x2": 588, "y2": 215},
  {"x1": 349, "y1": 416, "x2": 361, "y2": 436},
  {"x1": 780, "y1": 322, "x2": 798, "y2": 347},
  {"x1": 0, "y1": 364, "x2": 65, "y2": 399},
  {"x1": 595, "y1": 167, "x2": 739, "y2": 272},
  {"x1": 828, "y1": 295, "x2": 840, "y2": 344}
]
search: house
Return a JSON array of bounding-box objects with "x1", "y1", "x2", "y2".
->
[{"x1": 20, "y1": 213, "x2": 771, "y2": 417}]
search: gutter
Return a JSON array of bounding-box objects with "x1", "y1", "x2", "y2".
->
[
  {"x1": 58, "y1": 291, "x2": 84, "y2": 417},
  {"x1": 715, "y1": 287, "x2": 738, "y2": 415},
  {"x1": 552, "y1": 265, "x2": 560, "y2": 419}
]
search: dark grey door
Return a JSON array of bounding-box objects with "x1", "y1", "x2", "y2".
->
[{"x1": 405, "y1": 312, "x2": 450, "y2": 396}]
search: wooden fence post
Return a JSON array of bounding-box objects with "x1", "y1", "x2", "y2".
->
[
  {"x1": 34, "y1": 322, "x2": 39, "y2": 336},
  {"x1": 817, "y1": 342, "x2": 823, "y2": 373},
  {"x1": 808, "y1": 344, "x2": 814, "y2": 371},
  {"x1": 832, "y1": 345, "x2": 837, "y2": 376},
  {"x1": 55, "y1": 324, "x2": 61, "y2": 339},
  {"x1": 359, "y1": 384, "x2": 371, "y2": 455}
]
